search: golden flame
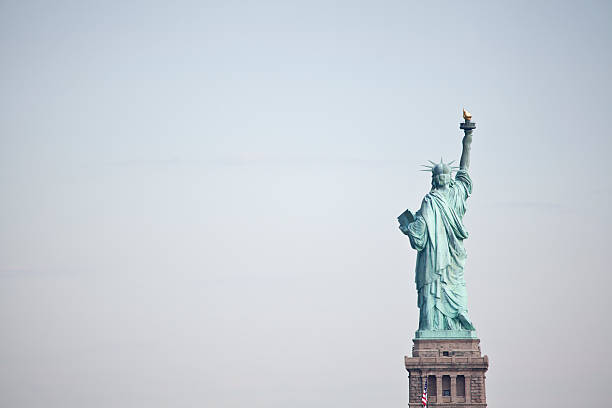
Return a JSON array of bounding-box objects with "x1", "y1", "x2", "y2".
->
[{"x1": 463, "y1": 108, "x2": 472, "y2": 121}]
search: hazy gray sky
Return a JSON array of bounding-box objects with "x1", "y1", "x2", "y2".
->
[{"x1": 1, "y1": 1, "x2": 611, "y2": 407}]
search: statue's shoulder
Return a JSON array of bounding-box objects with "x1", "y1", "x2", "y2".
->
[
  {"x1": 421, "y1": 191, "x2": 439, "y2": 208},
  {"x1": 455, "y1": 169, "x2": 472, "y2": 181},
  {"x1": 453, "y1": 169, "x2": 473, "y2": 195}
]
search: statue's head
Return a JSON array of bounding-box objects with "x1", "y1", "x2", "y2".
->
[
  {"x1": 432, "y1": 162, "x2": 451, "y2": 188},
  {"x1": 422, "y1": 158, "x2": 456, "y2": 189}
]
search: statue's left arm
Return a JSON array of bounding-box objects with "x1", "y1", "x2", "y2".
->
[{"x1": 407, "y1": 211, "x2": 427, "y2": 251}]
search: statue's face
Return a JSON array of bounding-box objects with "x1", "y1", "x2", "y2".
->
[{"x1": 433, "y1": 173, "x2": 450, "y2": 188}]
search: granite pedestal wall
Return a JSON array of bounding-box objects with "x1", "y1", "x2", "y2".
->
[{"x1": 405, "y1": 339, "x2": 488, "y2": 408}]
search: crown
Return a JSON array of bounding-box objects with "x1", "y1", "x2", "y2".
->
[{"x1": 420, "y1": 158, "x2": 459, "y2": 175}]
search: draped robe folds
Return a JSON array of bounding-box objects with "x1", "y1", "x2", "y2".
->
[{"x1": 406, "y1": 169, "x2": 475, "y2": 331}]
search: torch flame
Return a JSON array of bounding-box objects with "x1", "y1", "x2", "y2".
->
[{"x1": 463, "y1": 108, "x2": 472, "y2": 121}]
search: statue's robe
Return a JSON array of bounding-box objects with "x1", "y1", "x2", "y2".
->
[{"x1": 407, "y1": 170, "x2": 475, "y2": 331}]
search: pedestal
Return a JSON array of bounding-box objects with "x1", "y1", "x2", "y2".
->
[{"x1": 405, "y1": 338, "x2": 489, "y2": 407}]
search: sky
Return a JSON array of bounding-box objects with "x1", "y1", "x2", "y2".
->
[{"x1": 1, "y1": 1, "x2": 611, "y2": 407}]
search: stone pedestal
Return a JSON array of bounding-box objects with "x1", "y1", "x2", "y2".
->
[{"x1": 405, "y1": 338, "x2": 489, "y2": 407}]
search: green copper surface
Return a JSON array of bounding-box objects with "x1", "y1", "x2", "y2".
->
[
  {"x1": 414, "y1": 329, "x2": 478, "y2": 339},
  {"x1": 399, "y1": 114, "x2": 477, "y2": 339}
]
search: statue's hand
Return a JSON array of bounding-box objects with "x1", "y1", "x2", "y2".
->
[
  {"x1": 462, "y1": 132, "x2": 473, "y2": 146},
  {"x1": 399, "y1": 224, "x2": 410, "y2": 235}
]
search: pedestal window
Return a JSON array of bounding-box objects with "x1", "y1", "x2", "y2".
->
[
  {"x1": 427, "y1": 375, "x2": 437, "y2": 397},
  {"x1": 456, "y1": 375, "x2": 466, "y2": 397},
  {"x1": 442, "y1": 375, "x2": 451, "y2": 396}
]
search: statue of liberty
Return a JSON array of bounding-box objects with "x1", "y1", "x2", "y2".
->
[{"x1": 398, "y1": 109, "x2": 477, "y2": 338}]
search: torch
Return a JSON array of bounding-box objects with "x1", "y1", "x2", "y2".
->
[
  {"x1": 459, "y1": 108, "x2": 475, "y2": 170},
  {"x1": 460, "y1": 108, "x2": 476, "y2": 135}
]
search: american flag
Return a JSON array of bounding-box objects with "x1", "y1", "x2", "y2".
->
[{"x1": 421, "y1": 377, "x2": 428, "y2": 407}]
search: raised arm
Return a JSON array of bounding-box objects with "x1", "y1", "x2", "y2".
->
[
  {"x1": 459, "y1": 109, "x2": 475, "y2": 170},
  {"x1": 459, "y1": 130, "x2": 472, "y2": 170}
]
